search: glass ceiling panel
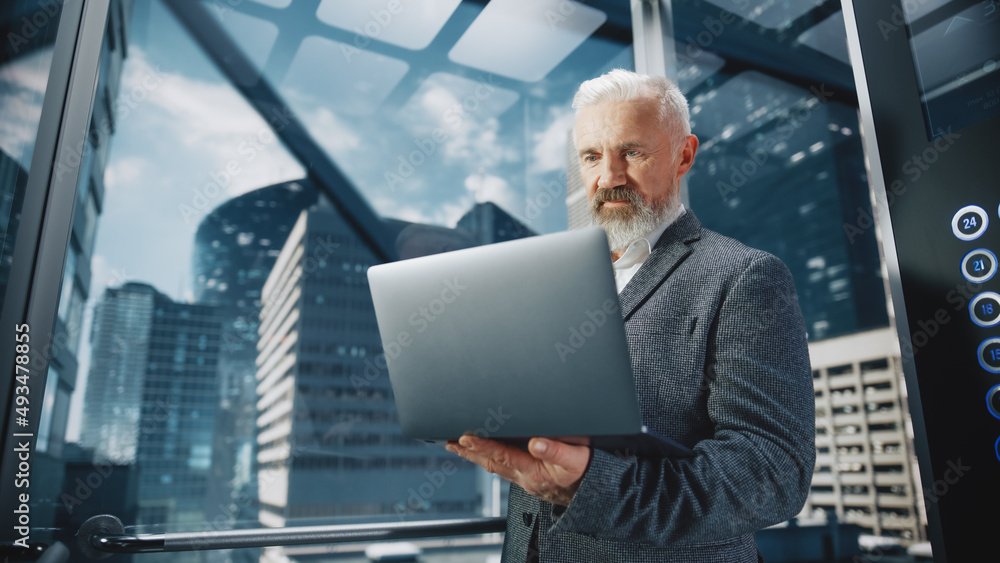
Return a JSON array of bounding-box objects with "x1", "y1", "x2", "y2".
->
[
  {"x1": 902, "y1": 0, "x2": 951, "y2": 22},
  {"x1": 796, "y1": 11, "x2": 850, "y2": 65},
  {"x1": 280, "y1": 36, "x2": 410, "y2": 117},
  {"x1": 316, "y1": 0, "x2": 463, "y2": 50},
  {"x1": 248, "y1": 0, "x2": 291, "y2": 8},
  {"x1": 449, "y1": 0, "x2": 608, "y2": 82},
  {"x1": 675, "y1": 42, "x2": 726, "y2": 94},
  {"x1": 212, "y1": 9, "x2": 279, "y2": 72},
  {"x1": 395, "y1": 72, "x2": 521, "y2": 132},
  {"x1": 701, "y1": 0, "x2": 825, "y2": 30},
  {"x1": 690, "y1": 70, "x2": 810, "y2": 144}
]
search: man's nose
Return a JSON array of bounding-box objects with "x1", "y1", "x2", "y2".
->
[{"x1": 597, "y1": 156, "x2": 626, "y2": 190}]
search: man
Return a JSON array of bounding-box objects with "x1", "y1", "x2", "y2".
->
[{"x1": 445, "y1": 69, "x2": 815, "y2": 562}]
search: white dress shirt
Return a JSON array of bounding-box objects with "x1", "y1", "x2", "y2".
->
[{"x1": 612, "y1": 204, "x2": 687, "y2": 293}]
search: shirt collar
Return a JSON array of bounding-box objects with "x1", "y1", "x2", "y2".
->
[{"x1": 612, "y1": 203, "x2": 687, "y2": 270}]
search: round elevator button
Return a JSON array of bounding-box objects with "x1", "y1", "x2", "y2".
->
[
  {"x1": 988, "y1": 384, "x2": 1000, "y2": 420},
  {"x1": 979, "y1": 337, "x2": 1000, "y2": 373},
  {"x1": 970, "y1": 292, "x2": 1000, "y2": 328},
  {"x1": 962, "y1": 249, "x2": 998, "y2": 284},
  {"x1": 952, "y1": 205, "x2": 988, "y2": 241}
]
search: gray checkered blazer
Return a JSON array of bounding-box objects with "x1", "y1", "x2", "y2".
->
[{"x1": 500, "y1": 209, "x2": 815, "y2": 562}]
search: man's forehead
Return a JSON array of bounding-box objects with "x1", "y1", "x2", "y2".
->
[{"x1": 574, "y1": 106, "x2": 658, "y2": 147}]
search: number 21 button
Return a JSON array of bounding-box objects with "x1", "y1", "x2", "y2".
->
[{"x1": 962, "y1": 249, "x2": 997, "y2": 283}]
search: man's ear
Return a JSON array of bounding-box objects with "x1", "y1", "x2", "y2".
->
[{"x1": 675, "y1": 134, "x2": 699, "y2": 180}]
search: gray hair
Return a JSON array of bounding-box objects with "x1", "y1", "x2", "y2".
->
[{"x1": 572, "y1": 69, "x2": 691, "y2": 145}]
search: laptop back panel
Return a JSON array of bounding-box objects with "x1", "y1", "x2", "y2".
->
[{"x1": 367, "y1": 228, "x2": 643, "y2": 440}]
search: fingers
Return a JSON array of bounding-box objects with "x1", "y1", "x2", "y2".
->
[
  {"x1": 446, "y1": 435, "x2": 534, "y2": 481},
  {"x1": 528, "y1": 437, "x2": 591, "y2": 474}
]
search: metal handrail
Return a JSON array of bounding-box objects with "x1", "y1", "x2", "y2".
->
[{"x1": 80, "y1": 514, "x2": 507, "y2": 558}]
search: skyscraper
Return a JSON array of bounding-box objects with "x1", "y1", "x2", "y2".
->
[
  {"x1": 805, "y1": 328, "x2": 925, "y2": 545},
  {"x1": 254, "y1": 199, "x2": 532, "y2": 561},
  {"x1": 80, "y1": 283, "x2": 157, "y2": 463},
  {"x1": 80, "y1": 281, "x2": 222, "y2": 562},
  {"x1": 192, "y1": 179, "x2": 319, "y2": 532},
  {"x1": 457, "y1": 201, "x2": 536, "y2": 244}
]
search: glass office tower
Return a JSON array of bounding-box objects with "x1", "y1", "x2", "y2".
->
[{"x1": 80, "y1": 281, "x2": 222, "y2": 562}]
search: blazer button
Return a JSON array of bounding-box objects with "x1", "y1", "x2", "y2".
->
[{"x1": 522, "y1": 512, "x2": 533, "y2": 527}]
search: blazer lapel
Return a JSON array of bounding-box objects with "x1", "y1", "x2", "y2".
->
[{"x1": 618, "y1": 210, "x2": 703, "y2": 321}]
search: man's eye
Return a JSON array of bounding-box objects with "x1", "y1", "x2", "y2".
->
[
  {"x1": 584, "y1": 155, "x2": 598, "y2": 162},
  {"x1": 626, "y1": 150, "x2": 640, "y2": 157}
]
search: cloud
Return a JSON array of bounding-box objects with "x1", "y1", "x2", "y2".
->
[
  {"x1": 393, "y1": 73, "x2": 522, "y2": 171},
  {"x1": 531, "y1": 108, "x2": 575, "y2": 174},
  {"x1": 302, "y1": 106, "x2": 361, "y2": 156},
  {"x1": 104, "y1": 156, "x2": 147, "y2": 192},
  {"x1": 0, "y1": 47, "x2": 54, "y2": 168},
  {"x1": 464, "y1": 173, "x2": 525, "y2": 222},
  {"x1": 110, "y1": 48, "x2": 305, "y2": 200},
  {"x1": 370, "y1": 194, "x2": 471, "y2": 228}
]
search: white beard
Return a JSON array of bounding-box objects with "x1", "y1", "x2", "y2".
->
[{"x1": 590, "y1": 188, "x2": 679, "y2": 254}]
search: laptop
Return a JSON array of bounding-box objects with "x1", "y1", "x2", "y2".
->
[{"x1": 366, "y1": 227, "x2": 692, "y2": 459}]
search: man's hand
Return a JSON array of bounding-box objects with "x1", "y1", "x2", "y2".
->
[{"x1": 445, "y1": 435, "x2": 592, "y2": 507}]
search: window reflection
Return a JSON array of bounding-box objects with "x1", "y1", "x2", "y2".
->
[
  {"x1": 0, "y1": 33, "x2": 57, "y2": 314},
  {"x1": 670, "y1": 0, "x2": 921, "y2": 548}
]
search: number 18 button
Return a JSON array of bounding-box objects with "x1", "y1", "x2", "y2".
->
[{"x1": 971, "y1": 292, "x2": 1000, "y2": 327}]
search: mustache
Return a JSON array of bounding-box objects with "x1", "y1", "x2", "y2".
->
[{"x1": 592, "y1": 187, "x2": 642, "y2": 206}]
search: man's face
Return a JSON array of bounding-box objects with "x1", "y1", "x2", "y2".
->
[{"x1": 574, "y1": 96, "x2": 697, "y2": 251}]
